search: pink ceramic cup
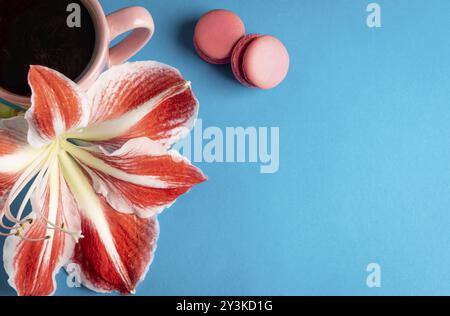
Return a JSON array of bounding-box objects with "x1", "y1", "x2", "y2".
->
[{"x1": 0, "y1": 0, "x2": 155, "y2": 109}]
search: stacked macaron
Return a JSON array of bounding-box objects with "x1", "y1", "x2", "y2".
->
[
  {"x1": 194, "y1": 9, "x2": 289, "y2": 89},
  {"x1": 231, "y1": 34, "x2": 289, "y2": 90}
]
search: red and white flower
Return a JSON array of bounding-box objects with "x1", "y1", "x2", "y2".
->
[{"x1": 0, "y1": 61, "x2": 206, "y2": 295}]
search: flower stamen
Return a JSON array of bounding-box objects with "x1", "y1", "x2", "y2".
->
[
  {"x1": 0, "y1": 230, "x2": 18, "y2": 237},
  {"x1": 14, "y1": 229, "x2": 51, "y2": 242},
  {"x1": 42, "y1": 218, "x2": 84, "y2": 242},
  {"x1": 1, "y1": 146, "x2": 52, "y2": 224},
  {"x1": 15, "y1": 159, "x2": 51, "y2": 222}
]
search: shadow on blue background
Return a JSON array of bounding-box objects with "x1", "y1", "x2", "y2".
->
[{"x1": 1, "y1": 0, "x2": 450, "y2": 296}]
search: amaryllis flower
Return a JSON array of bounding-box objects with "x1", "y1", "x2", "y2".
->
[{"x1": 0, "y1": 61, "x2": 206, "y2": 296}]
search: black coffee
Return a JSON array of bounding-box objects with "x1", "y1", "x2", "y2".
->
[{"x1": 0, "y1": 0, "x2": 96, "y2": 96}]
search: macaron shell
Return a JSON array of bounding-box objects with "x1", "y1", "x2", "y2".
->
[
  {"x1": 231, "y1": 34, "x2": 261, "y2": 87},
  {"x1": 242, "y1": 35, "x2": 290, "y2": 89},
  {"x1": 194, "y1": 9, "x2": 246, "y2": 64},
  {"x1": 194, "y1": 38, "x2": 228, "y2": 65}
]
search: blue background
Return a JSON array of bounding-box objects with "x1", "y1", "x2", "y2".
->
[{"x1": 2, "y1": 0, "x2": 450, "y2": 296}]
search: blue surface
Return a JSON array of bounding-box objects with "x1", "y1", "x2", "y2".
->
[{"x1": 1, "y1": 0, "x2": 450, "y2": 296}]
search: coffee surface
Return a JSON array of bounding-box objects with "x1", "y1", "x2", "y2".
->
[{"x1": 0, "y1": 0, "x2": 96, "y2": 96}]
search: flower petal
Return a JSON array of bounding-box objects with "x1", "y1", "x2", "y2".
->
[
  {"x1": 63, "y1": 138, "x2": 206, "y2": 218},
  {"x1": 26, "y1": 65, "x2": 90, "y2": 148},
  {"x1": 3, "y1": 160, "x2": 80, "y2": 296},
  {"x1": 0, "y1": 117, "x2": 41, "y2": 200},
  {"x1": 71, "y1": 203, "x2": 158, "y2": 294},
  {"x1": 59, "y1": 151, "x2": 158, "y2": 293},
  {"x1": 75, "y1": 61, "x2": 198, "y2": 149}
]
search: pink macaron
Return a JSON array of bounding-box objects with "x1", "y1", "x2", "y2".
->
[
  {"x1": 232, "y1": 35, "x2": 290, "y2": 89},
  {"x1": 194, "y1": 9, "x2": 246, "y2": 64},
  {"x1": 231, "y1": 34, "x2": 262, "y2": 87}
]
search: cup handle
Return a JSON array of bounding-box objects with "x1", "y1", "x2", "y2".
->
[{"x1": 106, "y1": 6, "x2": 155, "y2": 67}]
